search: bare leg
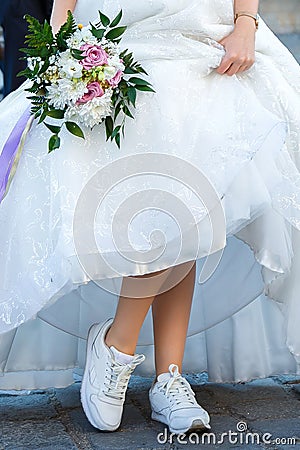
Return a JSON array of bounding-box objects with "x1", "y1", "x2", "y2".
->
[
  {"x1": 105, "y1": 267, "x2": 172, "y2": 355},
  {"x1": 152, "y1": 261, "x2": 196, "y2": 377},
  {"x1": 105, "y1": 260, "x2": 196, "y2": 377}
]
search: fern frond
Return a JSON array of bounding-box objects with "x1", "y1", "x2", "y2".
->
[
  {"x1": 55, "y1": 10, "x2": 77, "y2": 51},
  {"x1": 24, "y1": 15, "x2": 54, "y2": 57}
]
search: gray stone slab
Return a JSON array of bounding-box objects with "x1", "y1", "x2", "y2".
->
[
  {"x1": 0, "y1": 420, "x2": 77, "y2": 449},
  {"x1": 54, "y1": 382, "x2": 81, "y2": 409},
  {"x1": 68, "y1": 408, "x2": 160, "y2": 450},
  {"x1": 204, "y1": 379, "x2": 289, "y2": 402},
  {"x1": 189, "y1": 387, "x2": 229, "y2": 415},
  {"x1": 292, "y1": 385, "x2": 300, "y2": 398},
  {"x1": 230, "y1": 397, "x2": 300, "y2": 421},
  {"x1": 251, "y1": 418, "x2": 300, "y2": 447},
  {"x1": 88, "y1": 429, "x2": 163, "y2": 450},
  {"x1": 0, "y1": 392, "x2": 57, "y2": 421}
]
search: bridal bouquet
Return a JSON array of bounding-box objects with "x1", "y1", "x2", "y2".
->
[{"x1": 19, "y1": 10, "x2": 154, "y2": 152}]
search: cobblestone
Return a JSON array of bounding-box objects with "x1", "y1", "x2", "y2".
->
[{"x1": 1, "y1": 374, "x2": 300, "y2": 449}]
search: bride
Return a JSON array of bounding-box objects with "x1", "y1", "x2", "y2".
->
[{"x1": 0, "y1": 0, "x2": 300, "y2": 435}]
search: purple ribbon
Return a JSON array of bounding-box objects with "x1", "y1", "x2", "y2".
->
[{"x1": 0, "y1": 106, "x2": 32, "y2": 203}]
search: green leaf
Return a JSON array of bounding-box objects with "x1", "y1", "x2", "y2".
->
[
  {"x1": 113, "y1": 102, "x2": 122, "y2": 121},
  {"x1": 105, "y1": 116, "x2": 114, "y2": 140},
  {"x1": 115, "y1": 133, "x2": 121, "y2": 148},
  {"x1": 129, "y1": 77, "x2": 152, "y2": 86},
  {"x1": 44, "y1": 122, "x2": 61, "y2": 134},
  {"x1": 47, "y1": 109, "x2": 65, "y2": 119},
  {"x1": 105, "y1": 26, "x2": 127, "y2": 40},
  {"x1": 110, "y1": 10, "x2": 123, "y2": 28},
  {"x1": 48, "y1": 134, "x2": 61, "y2": 152},
  {"x1": 123, "y1": 105, "x2": 134, "y2": 119},
  {"x1": 124, "y1": 67, "x2": 137, "y2": 75},
  {"x1": 65, "y1": 121, "x2": 85, "y2": 139},
  {"x1": 17, "y1": 68, "x2": 32, "y2": 78},
  {"x1": 55, "y1": 10, "x2": 77, "y2": 50},
  {"x1": 111, "y1": 125, "x2": 121, "y2": 140},
  {"x1": 23, "y1": 15, "x2": 54, "y2": 53},
  {"x1": 121, "y1": 123, "x2": 125, "y2": 138},
  {"x1": 90, "y1": 24, "x2": 106, "y2": 39},
  {"x1": 135, "y1": 85, "x2": 155, "y2": 92},
  {"x1": 99, "y1": 11, "x2": 110, "y2": 27},
  {"x1": 127, "y1": 87, "x2": 137, "y2": 106},
  {"x1": 71, "y1": 48, "x2": 84, "y2": 60},
  {"x1": 38, "y1": 109, "x2": 49, "y2": 124}
]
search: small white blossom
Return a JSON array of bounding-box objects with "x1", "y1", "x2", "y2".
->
[
  {"x1": 57, "y1": 50, "x2": 74, "y2": 66},
  {"x1": 67, "y1": 27, "x2": 97, "y2": 49},
  {"x1": 101, "y1": 39, "x2": 120, "y2": 57},
  {"x1": 27, "y1": 56, "x2": 43, "y2": 71},
  {"x1": 80, "y1": 27, "x2": 98, "y2": 44},
  {"x1": 67, "y1": 31, "x2": 83, "y2": 49}
]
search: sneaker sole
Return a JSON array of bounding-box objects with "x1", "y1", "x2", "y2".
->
[
  {"x1": 151, "y1": 411, "x2": 210, "y2": 434},
  {"x1": 80, "y1": 321, "x2": 118, "y2": 431}
]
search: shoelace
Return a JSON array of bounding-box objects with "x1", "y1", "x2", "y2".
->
[
  {"x1": 103, "y1": 354, "x2": 145, "y2": 401},
  {"x1": 160, "y1": 364, "x2": 197, "y2": 407}
]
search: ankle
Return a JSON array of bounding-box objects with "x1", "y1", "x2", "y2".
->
[
  {"x1": 155, "y1": 365, "x2": 182, "y2": 379},
  {"x1": 105, "y1": 328, "x2": 135, "y2": 356}
]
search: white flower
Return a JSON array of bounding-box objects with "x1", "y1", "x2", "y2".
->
[
  {"x1": 57, "y1": 50, "x2": 74, "y2": 66},
  {"x1": 80, "y1": 27, "x2": 98, "y2": 44},
  {"x1": 65, "y1": 90, "x2": 113, "y2": 128},
  {"x1": 67, "y1": 27, "x2": 97, "y2": 48},
  {"x1": 107, "y1": 55, "x2": 125, "y2": 72},
  {"x1": 103, "y1": 65, "x2": 117, "y2": 80},
  {"x1": 60, "y1": 59, "x2": 83, "y2": 79},
  {"x1": 44, "y1": 65, "x2": 59, "y2": 82},
  {"x1": 67, "y1": 31, "x2": 83, "y2": 49},
  {"x1": 56, "y1": 50, "x2": 83, "y2": 79},
  {"x1": 46, "y1": 83, "x2": 67, "y2": 109},
  {"x1": 27, "y1": 56, "x2": 43, "y2": 71},
  {"x1": 47, "y1": 79, "x2": 87, "y2": 108},
  {"x1": 102, "y1": 39, "x2": 120, "y2": 57}
]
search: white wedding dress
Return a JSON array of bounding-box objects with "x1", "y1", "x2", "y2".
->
[{"x1": 0, "y1": 0, "x2": 300, "y2": 390}]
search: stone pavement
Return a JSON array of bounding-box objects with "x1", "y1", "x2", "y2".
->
[{"x1": 1, "y1": 372, "x2": 300, "y2": 449}]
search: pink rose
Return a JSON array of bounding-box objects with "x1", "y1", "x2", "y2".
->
[
  {"x1": 77, "y1": 82, "x2": 104, "y2": 104},
  {"x1": 108, "y1": 70, "x2": 123, "y2": 88},
  {"x1": 80, "y1": 44, "x2": 108, "y2": 70}
]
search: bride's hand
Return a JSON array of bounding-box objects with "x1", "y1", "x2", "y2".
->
[{"x1": 216, "y1": 16, "x2": 256, "y2": 76}]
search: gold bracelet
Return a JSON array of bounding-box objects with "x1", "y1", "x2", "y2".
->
[{"x1": 234, "y1": 12, "x2": 259, "y2": 30}]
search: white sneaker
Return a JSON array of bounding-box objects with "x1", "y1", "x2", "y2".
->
[
  {"x1": 149, "y1": 363, "x2": 211, "y2": 434},
  {"x1": 81, "y1": 318, "x2": 146, "y2": 431}
]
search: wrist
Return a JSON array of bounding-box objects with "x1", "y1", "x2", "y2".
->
[
  {"x1": 234, "y1": 15, "x2": 257, "y2": 33},
  {"x1": 234, "y1": 12, "x2": 259, "y2": 31}
]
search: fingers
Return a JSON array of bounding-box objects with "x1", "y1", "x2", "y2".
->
[{"x1": 216, "y1": 55, "x2": 255, "y2": 76}]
